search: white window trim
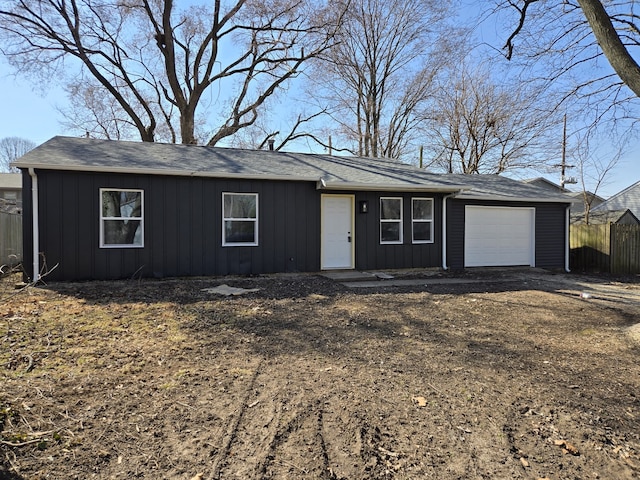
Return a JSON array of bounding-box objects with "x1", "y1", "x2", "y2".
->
[
  {"x1": 100, "y1": 188, "x2": 144, "y2": 248},
  {"x1": 412, "y1": 197, "x2": 434, "y2": 244},
  {"x1": 380, "y1": 197, "x2": 403, "y2": 244},
  {"x1": 222, "y1": 192, "x2": 259, "y2": 247}
]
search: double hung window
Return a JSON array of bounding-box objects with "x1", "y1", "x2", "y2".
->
[
  {"x1": 100, "y1": 189, "x2": 143, "y2": 248},
  {"x1": 412, "y1": 198, "x2": 434, "y2": 243},
  {"x1": 380, "y1": 197, "x2": 402, "y2": 244},
  {"x1": 223, "y1": 193, "x2": 258, "y2": 246}
]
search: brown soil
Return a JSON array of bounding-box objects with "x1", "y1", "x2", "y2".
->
[{"x1": 1, "y1": 270, "x2": 639, "y2": 480}]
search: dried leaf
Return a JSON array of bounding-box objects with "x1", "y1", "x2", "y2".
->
[
  {"x1": 554, "y1": 439, "x2": 579, "y2": 455},
  {"x1": 520, "y1": 457, "x2": 529, "y2": 468},
  {"x1": 564, "y1": 442, "x2": 579, "y2": 456},
  {"x1": 411, "y1": 396, "x2": 427, "y2": 407}
]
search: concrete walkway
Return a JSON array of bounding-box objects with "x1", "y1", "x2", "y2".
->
[{"x1": 321, "y1": 270, "x2": 522, "y2": 289}]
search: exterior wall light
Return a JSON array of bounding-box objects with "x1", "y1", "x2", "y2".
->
[{"x1": 359, "y1": 200, "x2": 369, "y2": 213}]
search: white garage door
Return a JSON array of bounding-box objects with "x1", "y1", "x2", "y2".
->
[{"x1": 464, "y1": 206, "x2": 535, "y2": 267}]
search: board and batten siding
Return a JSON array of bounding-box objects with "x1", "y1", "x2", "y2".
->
[
  {"x1": 446, "y1": 199, "x2": 567, "y2": 270},
  {"x1": 534, "y1": 203, "x2": 567, "y2": 268},
  {"x1": 22, "y1": 170, "x2": 321, "y2": 281},
  {"x1": 352, "y1": 191, "x2": 443, "y2": 271}
]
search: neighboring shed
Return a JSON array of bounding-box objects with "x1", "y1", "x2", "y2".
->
[
  {"x1": 523, "y1": 177, "x2": 604, "y2": 216},
  {"x1": 13, "y1": 136, "x2": 573, "y2": 282},
  {"x1": 0, "y1": 173, "x2": 22, "y2": 213},
  {"x1": 571, "y1": 209, "x2": 640, "y2": 225},
  {"x1": 592, "y1": 180, "x2": 640, "y2": 219}
]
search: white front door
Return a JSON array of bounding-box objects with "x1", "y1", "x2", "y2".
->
[{"x1": 321, "y1": 195, "x2": 354, "y2": 269}]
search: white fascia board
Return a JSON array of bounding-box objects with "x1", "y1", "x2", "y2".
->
[
  {"x1": 317, "y1": 181, "x2": 468, "y2": 192},
  {"x1": 457, "y1": 194, "x2": 576, "y2": 204},
  {"x1": 13, "y1": 163, "x2": 319, "y2": 183}
]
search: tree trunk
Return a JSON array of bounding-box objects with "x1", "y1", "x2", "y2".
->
[{"x1": 577, "y1": 0, "x2": 640, "y2": 98}]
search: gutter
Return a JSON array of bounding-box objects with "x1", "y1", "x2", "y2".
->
[
  {"x1": 441, "y1": 192, "x2": 458, "y2": 270},
  {"x1": 28, "y1": 168, "x2": 40, "y2": 283},
  {"x1": 455, "y1": 194, "x2": 577, "y2": 204},
  {"x1": 317, "y1": 181, "x2": 469, "y2": 193},
  {"x1": 565, "y1": 204, "x2": 571, "y2": 273}
]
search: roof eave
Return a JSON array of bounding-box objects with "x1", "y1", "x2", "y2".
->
[
  {"x1": 13, "y1": 163, "x2": 319, "y2": 183},
  {"x1": 457, "y1": 194, "x2": 576, "y2": 204},
  {"x1": 318, "y1": 180, "x2": 467, "y2": 192}
]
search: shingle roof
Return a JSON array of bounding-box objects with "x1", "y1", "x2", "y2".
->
[
  {"x1": 13, "y1": 136, "x2": 573, "y2": 202},
  {"x1": 592, "y1": 180, "x2": 640, "y2": 217},
  {"x1": 443, "y1": 173, "x2": 575, "y2": 203},
  {"x1": 571, "y1": 209, "x2": 640, "y2": 225}
]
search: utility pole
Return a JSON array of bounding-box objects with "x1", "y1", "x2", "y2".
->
[
  {"x1": 556, "y1": 114, "x2": 576, "y2": 189},
  {"x1": 560, "y1": 114, "x2": 567, "y2": 188}
]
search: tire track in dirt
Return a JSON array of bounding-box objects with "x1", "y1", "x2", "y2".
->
[{"x1": 209, "y1": 358, "x2": 265, "y2": 478}]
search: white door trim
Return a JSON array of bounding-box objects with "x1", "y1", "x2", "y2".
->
[{"x1": 321, "y1": 194, "x2": 355, "y2": 270}]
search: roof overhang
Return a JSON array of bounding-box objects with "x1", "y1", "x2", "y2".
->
[
  {"x1": 317, "y1": 180, "x2": 468, "y2": 193},
  {"x1": 15, "y1": 163, "x2": 470, "y2": 193},
  {"x1": 455, "y1": 194, "x2": 577, "y2": 204},
  {"x1": 13, "y1": 163, "x2": 319, "y2": 183}
]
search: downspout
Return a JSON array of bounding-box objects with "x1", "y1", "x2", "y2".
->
[
  {"x1": 565, "y1": 204, "x2": 571, "y2": 273},
  {"x1": 442, "y1": 193, "x2": 457, "y2": 270},
  {"x1": 28, "y1": 168, "x2": 40, "y2": 283}
]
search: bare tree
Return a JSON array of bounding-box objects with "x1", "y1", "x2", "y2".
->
[
  {"x1": 498, "y1": 0, "x2": 640, "y2": 127},
  {"x1": 574, "y1": 132, "x2": 623, "y2": 224},
  {"x1": 0, "y1": 137, "x2": 36, "y2": 172},
  {"x1": 0, "y1": 1, "x2": 343, "y2": 146},
  {"x1": 423, "y1": 63, "x2": 560, "y2": 174},
  {"x1": 309, "y1": 0, "x2": 460, "y2": 159}
]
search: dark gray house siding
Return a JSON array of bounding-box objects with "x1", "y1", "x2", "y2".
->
[
  {"x1": 22, "y1": 171, "x2": 448, "y2": 281},
  {"x1": 446, "y1": 199, "x2": 567, "y2": 270},
  {"x1": 352, "y1": 192, "x2": 443, "y2": 271},
  {"x1": 23, "y1": 170, "x2": 323, "y2": 281},
  {"x1": 533, "y1": 203, "x2": 568, "y2": 268}
]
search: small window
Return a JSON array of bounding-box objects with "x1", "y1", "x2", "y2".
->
[
  {"x1": 223, "y1": 193, "x2": 258, "y2": 246},
  {"x1": 380, "y1": 197, "x2": 402, "y2": 244},
  {"x1": 412, "y1": 198, "x2": 434, "y2": 243},
  {"x1": 100, "y1": 189, "x2": 143, "y2": 248}
]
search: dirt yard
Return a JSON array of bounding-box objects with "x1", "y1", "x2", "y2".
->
[{"x1": 1, "y1": 269, "x2": 639, "y2": 480}]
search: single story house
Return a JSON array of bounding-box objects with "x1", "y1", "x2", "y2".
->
[{"x1": 13, "y1": 136, "x2": 574, "y2": 282}]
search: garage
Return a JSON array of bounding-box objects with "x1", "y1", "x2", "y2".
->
[{"x1": 464, "y1": 206, "x2": 535, "y2": 267}]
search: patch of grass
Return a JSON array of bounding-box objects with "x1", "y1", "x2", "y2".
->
[
  {"x1": 580, "y1": 328, "x2": 598, "y2": 336},
  {"x1": 228, "y1": 368, "x2": 253, "y2": 377}
]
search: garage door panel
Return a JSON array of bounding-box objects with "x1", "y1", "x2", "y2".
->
[{"x1": 465, "y1": 206, "x2": 535, "y2": 267}]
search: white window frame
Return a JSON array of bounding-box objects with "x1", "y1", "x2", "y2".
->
[
  {"x1": 100, "y1": 188, "x2": 144, "y2": 248},
  {"x1": 412, "y1": 198, "x2": 434, "y2": 244},
  {"x1": 222, "y1": 192, "x2": 259, "y2": 246},
  {"x1": 380, "y1": 197, "x2": 403, "y2": 244}
]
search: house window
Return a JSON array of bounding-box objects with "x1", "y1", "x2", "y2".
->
[
  {"x1": 223, "y1": 193, "x2": 258, "y2": 246},
  {"x1": 100, "y1": 189, "x2": 143, "y2": 248},
  {"x1": 412, "y1": 198, "x2": 434, "y2": 243},
  {"x1": 380, "y1": 197, "x2": 402, "y2": 244}
]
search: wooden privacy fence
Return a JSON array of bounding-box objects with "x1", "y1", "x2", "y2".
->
[
  {"x1": 0, "y1": 211, "x2": 22, "y2": 268},
  {"x1": 570, "y1": 224, "x2": 640, "y2": 274}
]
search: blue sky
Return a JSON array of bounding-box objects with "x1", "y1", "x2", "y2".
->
[{"x1": 1, "y1": 46, "x2": 638, "y2": 199}]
